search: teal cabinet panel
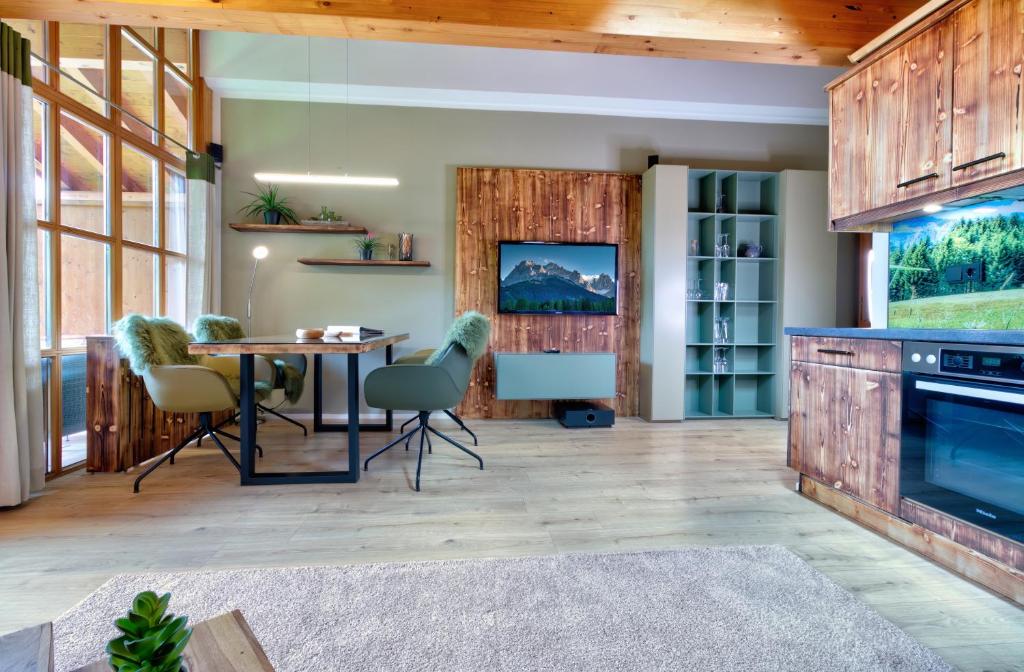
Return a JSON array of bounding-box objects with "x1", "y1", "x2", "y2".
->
[{"x1": 495, "y1": 352, "x2": 616, "y2": 400}]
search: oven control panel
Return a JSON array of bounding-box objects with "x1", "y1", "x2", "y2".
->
[{"x1": 904, "y1": 341, "x2": 1024, "y2": 384}]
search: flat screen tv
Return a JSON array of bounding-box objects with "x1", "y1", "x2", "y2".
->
[{"x1": 498, "y1": 241, "x2": 618, "y2": 315}]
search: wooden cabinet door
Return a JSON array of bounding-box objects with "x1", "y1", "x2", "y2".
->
[
  {"x1": 829, "y1": 70, "x2": 872, "y2": 221},
  {"x1": 866, "y1": 47, "x2": 906, "y2": 209},
  {"x1": 789, "y1": 362, "x2": 901, "y2": 514},
  {"x1": 952, "y1": 0, "x2": 1024, "y2": 184},
  {"x1": 898, "y1": 21, "x2": 954, "y2": 200}
]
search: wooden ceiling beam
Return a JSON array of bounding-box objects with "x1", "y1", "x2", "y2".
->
[{"x1": 0, "y1": 0, "x2": 923, "y2": 67}]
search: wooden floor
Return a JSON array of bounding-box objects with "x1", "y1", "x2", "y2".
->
[{"x1": 1, "y1": 417, "x2": 1022, "y2": 671}]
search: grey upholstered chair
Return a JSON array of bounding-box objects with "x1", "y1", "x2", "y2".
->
[{"x1": 362, "y1": 311, "x2": 490, "y2": 491}]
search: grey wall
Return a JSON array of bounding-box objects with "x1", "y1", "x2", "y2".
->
[{"x1": 220, "y1": 98, "x2": 828, "y2": 415}]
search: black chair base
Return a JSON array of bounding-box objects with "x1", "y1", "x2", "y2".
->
[
  {"x1": 364, "y1": 411, "x2": 483, "y2": 491},
  {"x1": 133, "y1": 412, "x2": 252, "y2": 493},
  {"x1": 400, "y1": 409, "x2": 477, "y2": 446},
  {"x1": 257, "y1": 402, "x2": 308, "y2": 436}
]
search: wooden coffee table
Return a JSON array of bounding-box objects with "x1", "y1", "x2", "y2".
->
[{"x1": 72, "y1": 610, "x2": 274, "y2": 672}]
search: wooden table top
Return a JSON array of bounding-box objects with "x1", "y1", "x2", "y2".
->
[{"x1": 189, "y1": 333, "x2": 409, "y2": 355}]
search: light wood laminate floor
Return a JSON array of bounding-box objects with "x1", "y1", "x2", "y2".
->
[{"x1": 1, "y1": 418, "x2": 1021, "y2": 671}]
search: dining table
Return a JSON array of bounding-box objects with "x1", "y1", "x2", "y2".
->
[{"x1": 188, "y1": 333, "x2": 409, "y2": 485}]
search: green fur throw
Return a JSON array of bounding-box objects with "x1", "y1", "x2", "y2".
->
[
  {"x1": 274, "y1": 360, "x2": 305, "y2": 403},
  {"x1": 113, "y1": 314, "x2": 199, "y2": 375},
  {"x1": 427, "y1": 311, "x2": 491, "y2": 364},
  {"x1": 193, "y1": 314, "x2": 246, "y2": 343}
]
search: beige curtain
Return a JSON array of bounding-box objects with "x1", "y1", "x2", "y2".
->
[
  {"x1": 0, "y1": 23, "x2": 44, "y2": 507},
  {"x1": 185, "y1": 152, "x2": 219, "y2": 326}
]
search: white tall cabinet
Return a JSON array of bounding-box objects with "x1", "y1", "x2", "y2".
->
[{"x1": 640, "y1": 165, "x2": 836, "y2": 421}]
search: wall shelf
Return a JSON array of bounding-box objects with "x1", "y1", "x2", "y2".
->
[
  {"x1": 297, "y1": 258, "x2": 431, "y2": 267},
  {"x1": 230, "y1": 223, "x2": 368, "y2": 234}
]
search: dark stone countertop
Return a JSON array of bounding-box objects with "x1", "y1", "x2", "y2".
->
[{"x1": 783, "y1": 327, "x2": 1024, "y2": 347}]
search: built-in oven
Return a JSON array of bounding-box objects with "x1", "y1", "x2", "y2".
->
[{"x1": 901, "y1": 341, "x2": 1024, "y2": 545}]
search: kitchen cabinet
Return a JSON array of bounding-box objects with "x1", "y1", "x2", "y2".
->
[
  {"x1": 788, "y1": 341, "x2": 901, "y2": 514},
  {"x1": 951, "y1": 0, "x2": 1024, "y2": 184},
  {"x1": 897, "y1": 22, "x2": 954, "y2": 200},
  {"x1": 866, "y1": 47, "x2": 906, "y2": 209},
  {"x1": 827, "y1": 0, "x2": 1024, "y2": 228},
  {"x1": 829, "y1": 69, "x2": 872, "y2": 221}
]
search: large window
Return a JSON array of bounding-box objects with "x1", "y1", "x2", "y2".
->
[{"x1": 12, "y1": 21, "x2": 200, "y2": 477}]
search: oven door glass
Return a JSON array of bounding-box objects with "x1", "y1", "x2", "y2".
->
[{"x1": 901, "y1": 373, "x2": 1024, "y2": 543}]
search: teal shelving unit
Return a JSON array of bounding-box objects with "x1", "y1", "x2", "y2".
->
[{"x1": 684, "y1": 169, "x2": 778, "y2": 419}]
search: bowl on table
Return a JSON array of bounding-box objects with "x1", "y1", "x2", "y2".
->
[{"x1": 295, "y1": 328, "x2": 325, "y2": 340}]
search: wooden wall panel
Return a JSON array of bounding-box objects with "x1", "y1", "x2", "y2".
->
[{"x1": 454, "y1": 167, "x2": 642, "y2": 419}]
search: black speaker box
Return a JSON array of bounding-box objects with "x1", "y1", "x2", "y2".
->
[{"x1": 554, "y1": 401, "x2": 615, "y2": 428}]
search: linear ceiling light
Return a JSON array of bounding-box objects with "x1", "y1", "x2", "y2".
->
[
  {"x1": 255, "y1": 39, "x2": 398, "y2": 188},
  {"x1": 253, "y1": 172, "x2": 399, "y2": 187}
]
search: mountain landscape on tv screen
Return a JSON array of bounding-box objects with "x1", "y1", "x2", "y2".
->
[{"x1": 500, "y1": 259, "x2": 616, "y2": 313}]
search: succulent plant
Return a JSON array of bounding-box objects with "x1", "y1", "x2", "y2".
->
[{"x1": 106, "y1": 591, "x2": 192, "y2": 672}]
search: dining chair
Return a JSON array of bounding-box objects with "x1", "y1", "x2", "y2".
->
[
  {"x1": 363, "y1": 311, "x2": 490, "y2": 491},
  {"x1": 113, "y1": 314, "x2": 273, "y2": 492}
]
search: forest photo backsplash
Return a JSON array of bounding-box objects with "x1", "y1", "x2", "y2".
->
[{"x1": 889, "y1": 198, "x2": 1024, "y2": 329}]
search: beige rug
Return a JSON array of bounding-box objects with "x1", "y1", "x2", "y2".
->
[{"x1": 53, "y1": 546, "x2": 950, "y2": 671}]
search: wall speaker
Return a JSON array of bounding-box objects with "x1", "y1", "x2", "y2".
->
[{"x1": 207, "y1": 142, "x2": 224, "y2": 166}]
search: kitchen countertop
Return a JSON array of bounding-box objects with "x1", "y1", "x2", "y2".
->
[{"x1": 783, "y1": 327, "x2": 1024, "y2": 347}]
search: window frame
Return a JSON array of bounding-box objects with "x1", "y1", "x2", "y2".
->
[{"x1": 19, "y1": 22, "x2": 202, "y2": 477}]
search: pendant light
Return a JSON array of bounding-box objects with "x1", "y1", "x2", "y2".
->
[{"x1": 254, "y1": 37, "x2": 398, "y2": 187}]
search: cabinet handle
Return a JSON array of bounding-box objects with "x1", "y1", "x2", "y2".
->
[
  {"x1": 896, "y1": 172, "x2": 939, "y2": 189},
  {"x1": 817, "y1": 348, "x2": 855, "y2": 357},
  {"x1": 952, "y1": 152, "x2": 1006, "y2": 172}
]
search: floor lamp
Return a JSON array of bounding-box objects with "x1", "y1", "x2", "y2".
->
[{"x1": 247, "y1": 245, "x2": 268, "y2": 336}]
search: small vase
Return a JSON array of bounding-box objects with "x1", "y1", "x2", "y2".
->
[
  {"x1": 398, "y1": 233, "x2": 414, "y2": 261},
  {"x1": 263, "y1": 211, "x2": 282, "y2": 225},
  {"x1": 359, "y1": 249, "x2": 372, "y2": 260}
]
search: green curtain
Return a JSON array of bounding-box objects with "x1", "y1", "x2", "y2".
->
[{"x1": 1, "y1": 21, "x2": 45, "y2": 506}]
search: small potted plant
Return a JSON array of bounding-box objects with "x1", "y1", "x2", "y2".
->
[
  {"x1": 353, "y1": 232, "x2": 382, "y2": 260},
  {"x1": 240, "y1": 183, "x2": 298, "y2": 225},
  {"x1": 106, "y1": 591, "x2": 192, "y2": 672}
]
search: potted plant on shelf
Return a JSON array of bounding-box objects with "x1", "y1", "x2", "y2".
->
[
  {"x1": 106, "y1": 591, "x2": 192, "y2": 672},
  {"x1": 353, "y1": 233, "x2": 382, "y2": 260},
  {"x1": 239, "y1": 183, "x2": 298, "y2": 225}
]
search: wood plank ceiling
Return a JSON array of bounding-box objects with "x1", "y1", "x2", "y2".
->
[{"x1": 0, "y1": 0, "x2": 925, "y2": 67}]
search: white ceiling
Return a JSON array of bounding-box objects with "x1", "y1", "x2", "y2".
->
[{"x1": 201, "y1": 33, "x2": 844, "y2": 125}]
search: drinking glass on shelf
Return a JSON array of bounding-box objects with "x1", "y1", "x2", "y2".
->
[
  {"x1": 716, "y1": 233, "x2": 731, "y2": 258},
  {"x1": 714, "y1": 317, "x2": 730, "y2": 343},
  {"x1": 692, "y1": 277, "x2": 704, "y2": 300},
  {"x1": 713, "y1": 347, "x2": 729, "y2": 373},
  {"x1": 714, "y1": 282, "x2": 729, "y2": 301},
  {"x1": 690, "y1": 239, "x2": 699, "y2": 256}
]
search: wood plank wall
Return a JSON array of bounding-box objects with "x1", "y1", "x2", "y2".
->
[
  {"x1": 454, "y1": 167, "x2": 642, "y2": 419},
  {"x1": 86, "y1": 336, "x2": 232, "y2": 472}
]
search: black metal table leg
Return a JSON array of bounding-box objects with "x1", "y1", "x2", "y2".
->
[
  {"x1": 240, "y1": 351, "x2": 360, "y2": 485},
  {"x1": 347, "y1": 353, "x2": 360, "y2": 480},
  {"x1": 239, "y1": 354, "x2": 257, "y2": 484},
  {"x1": 314, "y1": 348, "x2": 393, "y2": 432}
]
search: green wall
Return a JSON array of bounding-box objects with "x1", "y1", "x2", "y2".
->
[{"x1": 220, "y1": 99, "x2": 827, "y2": 414}]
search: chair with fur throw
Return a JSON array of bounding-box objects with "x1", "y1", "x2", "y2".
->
[
  {"x1": 193, "y1": 314, "x2": 309, "y2": 437},
  {"x1": 362, "y1": 311, "x2": 490, "y2": 491},
  {"x1": 113, "y1": 314, "x2": 274, "y2": 492}
]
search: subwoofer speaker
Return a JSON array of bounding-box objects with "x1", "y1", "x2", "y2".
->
[{"x1": 554, "y1": 401, "x2": 615, "y2": 428}]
